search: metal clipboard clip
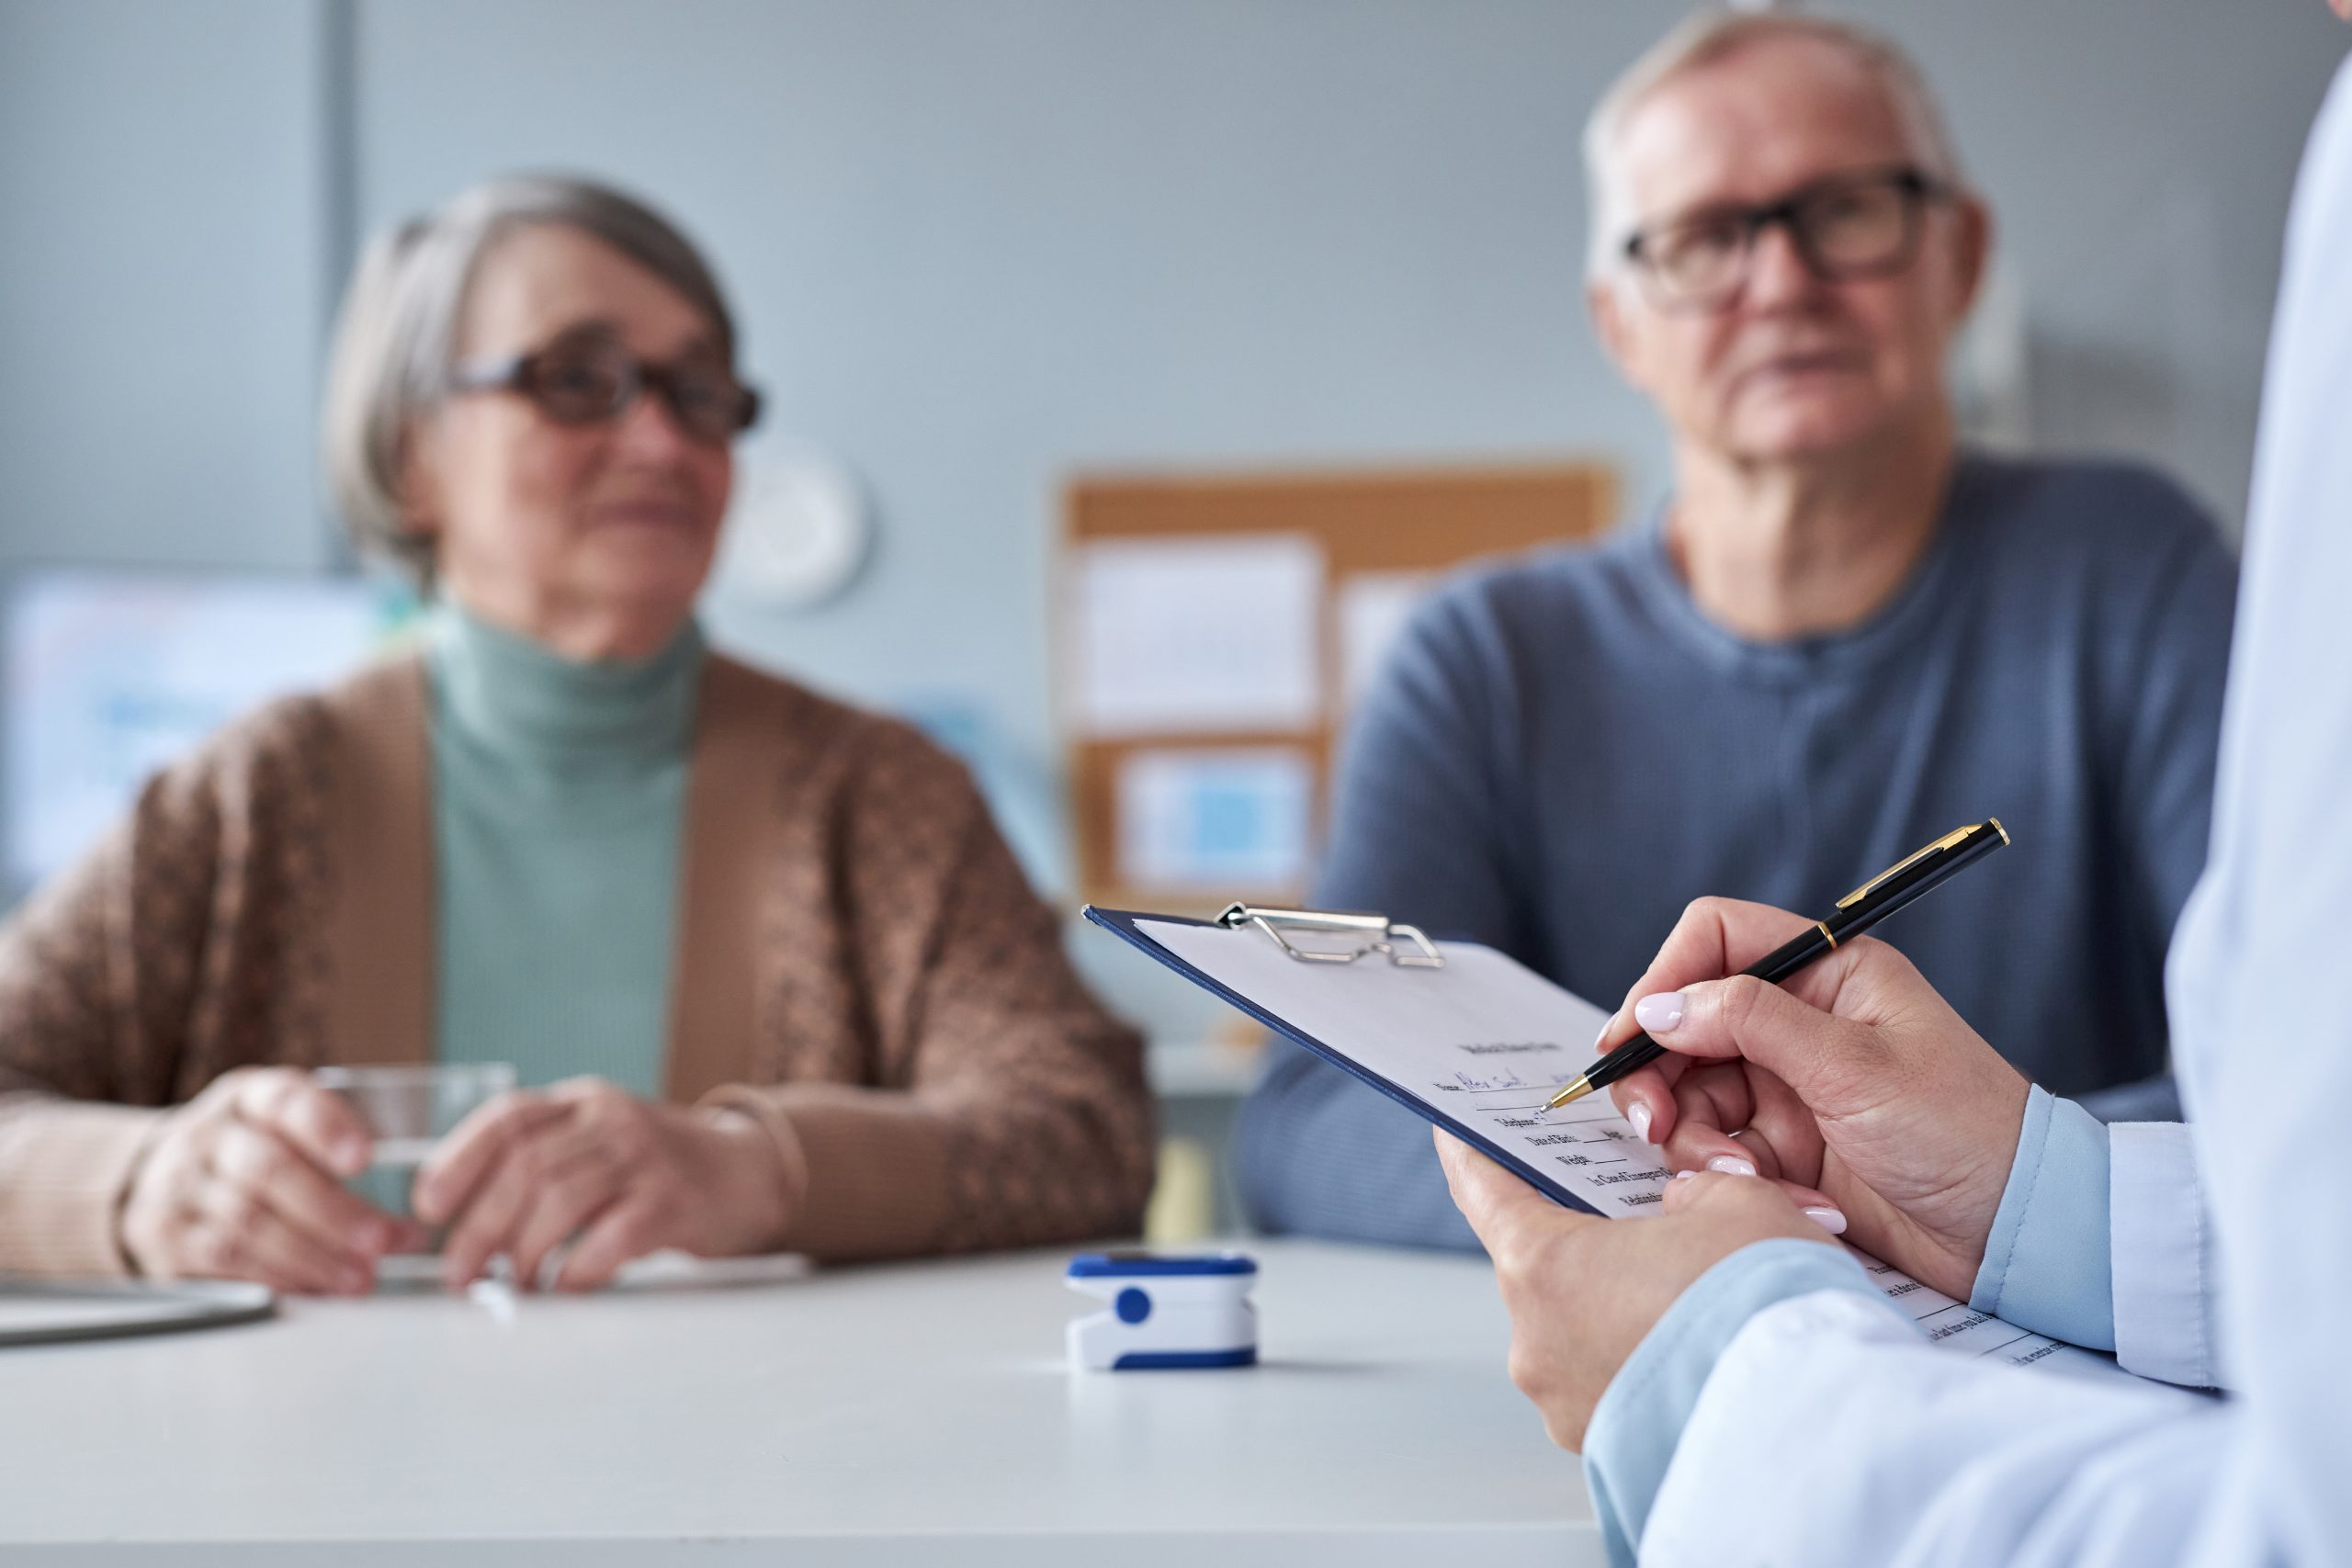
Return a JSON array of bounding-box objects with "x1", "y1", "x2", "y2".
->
[{"x1": 1215, "y1": 904, "x2": 1445, "y2": 969}]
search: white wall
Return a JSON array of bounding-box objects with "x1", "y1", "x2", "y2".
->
[{"x1": 0, "y1": 0, "x2": 331, "y2": 572}]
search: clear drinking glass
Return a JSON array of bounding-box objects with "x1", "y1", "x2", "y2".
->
[{"x1": 312, "y1": 1063, "x2": 517, "y2": 1248}]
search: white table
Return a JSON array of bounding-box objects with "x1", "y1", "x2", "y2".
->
[{"x1": 0, "y1": 1240, "x2": 1600, "y2": 1565}]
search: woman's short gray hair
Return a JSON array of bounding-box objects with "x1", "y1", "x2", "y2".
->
[
  {"x1": 321, "y1": 174, "x2": 741, "y2": 582},
  {"x1": 1583, "y1": 9, "x2": 1967, "y2": 280}
]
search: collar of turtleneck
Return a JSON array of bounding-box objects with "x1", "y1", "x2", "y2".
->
[{"x1": 428, "y1": 600, "x2": 705, "y2": 773}]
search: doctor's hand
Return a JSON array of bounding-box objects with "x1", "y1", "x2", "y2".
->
[
  {"x1": 1603, "y1": 897, "x2": 2030, "y2": 1301},
  {"x1": 1437, "y1": 1129, "x2": 1834, "y2": 1452},
  {"x1": 413, "y1": 1077, "x2": 793, "y2": 1292}
]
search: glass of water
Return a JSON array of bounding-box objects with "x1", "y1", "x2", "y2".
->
[{"x1": 311, "y1": 1063, "x2": 517, "y2": 1249}]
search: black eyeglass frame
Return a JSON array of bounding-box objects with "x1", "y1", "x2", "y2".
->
[
  {"x1": 446, "y1": 340, "x2": 763, "y2": 444},
  {"x1": 1619, "y1": 164, "x2": 1958, "y2": 314}
]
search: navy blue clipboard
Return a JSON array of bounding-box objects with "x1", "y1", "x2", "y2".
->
[{"x1": 1085, "y1": 906, "x2": 1602, "y2": 1217}]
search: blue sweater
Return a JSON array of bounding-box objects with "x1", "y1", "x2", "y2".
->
[{"x1": 1235, "y1": 454, "x2": 2235, "y2": 1249}]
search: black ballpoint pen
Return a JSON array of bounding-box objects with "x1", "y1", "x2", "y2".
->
[{"x1": 1546, "y1": 818, "x2": 2011, "y2": 1111}]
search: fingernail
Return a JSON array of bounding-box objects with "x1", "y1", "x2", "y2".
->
[
  {"x1": 1803, "y1": 1207, "x2": 1849, "y2": 1235},
  {"x1": 1670, "y1": 1168, "x2": 1698, "y2": 1181},
  {"x1": 1626, "y1": 1102, "x2": 1653, "y2": 1142},
  {"x1": 1705, "y1": 1155, "x2": 1758, "y2": 1178},
  {"x1": 1591, "y1": 1016, "x2": 1616, "y2": 1051},
  {"x1": 1634, "y1": 991, "x2": 1685, "y2": 1034}
]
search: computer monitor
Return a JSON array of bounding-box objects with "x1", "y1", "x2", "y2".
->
[{"x1": 3, "y1": 569, "x2": 411, "y2": 897}]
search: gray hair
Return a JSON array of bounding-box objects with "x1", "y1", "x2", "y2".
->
[
  {"x1": 321, "y1": 174, "x2": 741, "y2": 582},
  {"x1": 1582, "y1": 9, "x2": 1967, "y2": 280}
]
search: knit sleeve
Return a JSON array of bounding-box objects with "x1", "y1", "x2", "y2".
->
[
  {"x1": 0, "y1": 766, "x2": 220, "y2": 1275},
  {"x1": 0, "y1": 685, "x2": 338, "y2": 1277},
  {"x1": 706, "y1": 727, "x2": 1155, "y2": 1261}
]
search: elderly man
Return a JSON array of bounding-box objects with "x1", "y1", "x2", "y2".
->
[{"x1": 1234, "y1": 10, "x2": 2235, "y2": 1249}]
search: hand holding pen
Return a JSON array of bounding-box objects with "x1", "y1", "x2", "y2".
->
[
  {"x1": 1549, "y1": 820, "x2": 2010, "y2": 1109},
  {"x1": 1582, "y1": 823, "x2": 2029, "y2": 1300}
]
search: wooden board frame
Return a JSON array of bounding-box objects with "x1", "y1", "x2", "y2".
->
[{"x1": 1058, "y1": 459, "x2": 1617, "y2": 914}]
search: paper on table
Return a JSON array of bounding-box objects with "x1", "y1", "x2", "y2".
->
[
  {"x1": 1142, "y1": 918, "x2": 2124, "y2": 1380},
  {"x1": 378, "y1": 1247, "x2": 811, "y2": 1294},
  {"x1": 1069, "y1": 535, "x2": 1322, "y2": 737}
]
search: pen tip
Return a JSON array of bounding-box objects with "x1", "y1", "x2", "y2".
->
[{"x1": 1547, "y1": 1076, "x2": 1594, "y2": 1110}]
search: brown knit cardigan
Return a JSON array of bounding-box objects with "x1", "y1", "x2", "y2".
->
[{"x1": 0, "y1": 651, "x2": 1155, "y2": 1276}]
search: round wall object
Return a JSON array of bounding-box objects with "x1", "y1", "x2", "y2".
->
[{"x1": 716, "y1": 445, "x2": 872, "y2": 609}]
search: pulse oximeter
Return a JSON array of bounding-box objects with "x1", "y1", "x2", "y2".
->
[{"x1": 1065, "y1": 1251, "x2": 1258, "y2": 1371}]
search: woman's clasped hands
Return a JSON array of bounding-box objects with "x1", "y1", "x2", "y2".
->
[
  {"x1": 119, "y1": 1066, "x2": 428, "y2": 1295},
  {"x1": 413, "y1": 1077, "x2": 794, "y2": 1292},
  {"x1": 119, "y1": 1070, "x2": 794, "y2": 1295},
  {"x1": 1437, "y1": 896, "x2": 2038, "y2": 1450}
]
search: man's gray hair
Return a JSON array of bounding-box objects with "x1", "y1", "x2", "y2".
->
[
  {"x1": 1582, "y1": 9, "x2": 1967, "y2": 280},
  {"x1": 321, "y1": 174, "x2": 741, "y2": 583}
]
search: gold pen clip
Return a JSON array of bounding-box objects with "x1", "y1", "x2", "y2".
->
[{"x1": 1835, "y1": 823, "x2": 1983, "y2": 909}]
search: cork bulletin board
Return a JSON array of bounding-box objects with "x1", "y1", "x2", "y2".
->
[{"x1": 1057, "y1": 460, "x2": 1618, "y2": 915}]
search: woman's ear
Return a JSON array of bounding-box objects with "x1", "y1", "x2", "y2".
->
[{"x1": 393, "y1": 417, "x2": 443, "y2": 544}]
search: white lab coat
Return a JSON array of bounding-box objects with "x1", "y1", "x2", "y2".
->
[{"x1": 1636, "y1": 53, "x2": 2352, "y2": 1568}]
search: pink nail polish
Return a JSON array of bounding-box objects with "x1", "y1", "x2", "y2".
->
[
  {"x1": 1627, "y1": 1102, "x2": 1653, "y2": 1142},
  {"x1": 1803, "y1": 1207, "x2": 1849, "y2": 1235},
  {"x1": 1634, "y1": 992, "x2": 1686, "y2": 1034},
  {"x1": 1705, "y1": 1155, "x2": 1758, "y2": 1178},
  {"x1": 1670, "y1": 1168, "x2": 1698, "y2": 1182}
]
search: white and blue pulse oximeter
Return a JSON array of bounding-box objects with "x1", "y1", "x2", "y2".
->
[{"x1": 1065, "y1": 1251, "x2": 1258, "y2": 1371}]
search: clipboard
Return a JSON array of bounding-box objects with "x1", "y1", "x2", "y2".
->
[
  {"x1": 1088, "y1": 903, "x2": 1616, "y2": 1217},
  {"x1": 0, "y1": 1278, "x2": 274, "y2": 1348},
  {"x1": 1089, "y1": 900, "x2": 2135, "y2": 1382}
]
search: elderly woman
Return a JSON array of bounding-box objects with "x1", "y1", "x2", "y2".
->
[{"x1": 0, "y1": 175, "x2": 1154, "y2": 1294}]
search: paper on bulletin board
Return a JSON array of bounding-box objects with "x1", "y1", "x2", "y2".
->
[
  {"x1": 1069, "y1": 535, "x2": 1323, "y2": 737},
  {"x1": 1334, "y1": 570, "x2": 1434, "y2": 715},
  {"x1": 1116, "y1": 747, "x2": 1313, "y2": 892}
]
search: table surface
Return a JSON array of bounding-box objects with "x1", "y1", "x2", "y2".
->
[{"x1": 0, "y1": 1239, "x2": 1599, "y2": 1566}]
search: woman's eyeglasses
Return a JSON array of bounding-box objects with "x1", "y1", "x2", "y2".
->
[
  {"x1": 447, "y1": 333, "x2": 762, "y2": 445},
  {"x1": 1621, "y1": 165, "x2": 1955, "y2": 314}
]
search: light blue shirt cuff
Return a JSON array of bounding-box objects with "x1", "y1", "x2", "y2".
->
[
  {"x1": 1583, "y1": 1237, "x2": 1882, "y2": 1567},
  {"x1": 1968, "y1": 1084, "x2": 2115, "y2": 1350}
]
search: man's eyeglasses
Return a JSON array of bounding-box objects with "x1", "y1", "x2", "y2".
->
[
  {"x1": 447, "y1": 333, "x2": 762, "y2": 446},
  {"x1": 1620, "y1": 165, "x2": 1955, "y2": 314}
]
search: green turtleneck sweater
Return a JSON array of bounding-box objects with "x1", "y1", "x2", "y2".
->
[{"x1": 426, "y1": 604, "x2": 702, "y2": 1097}]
